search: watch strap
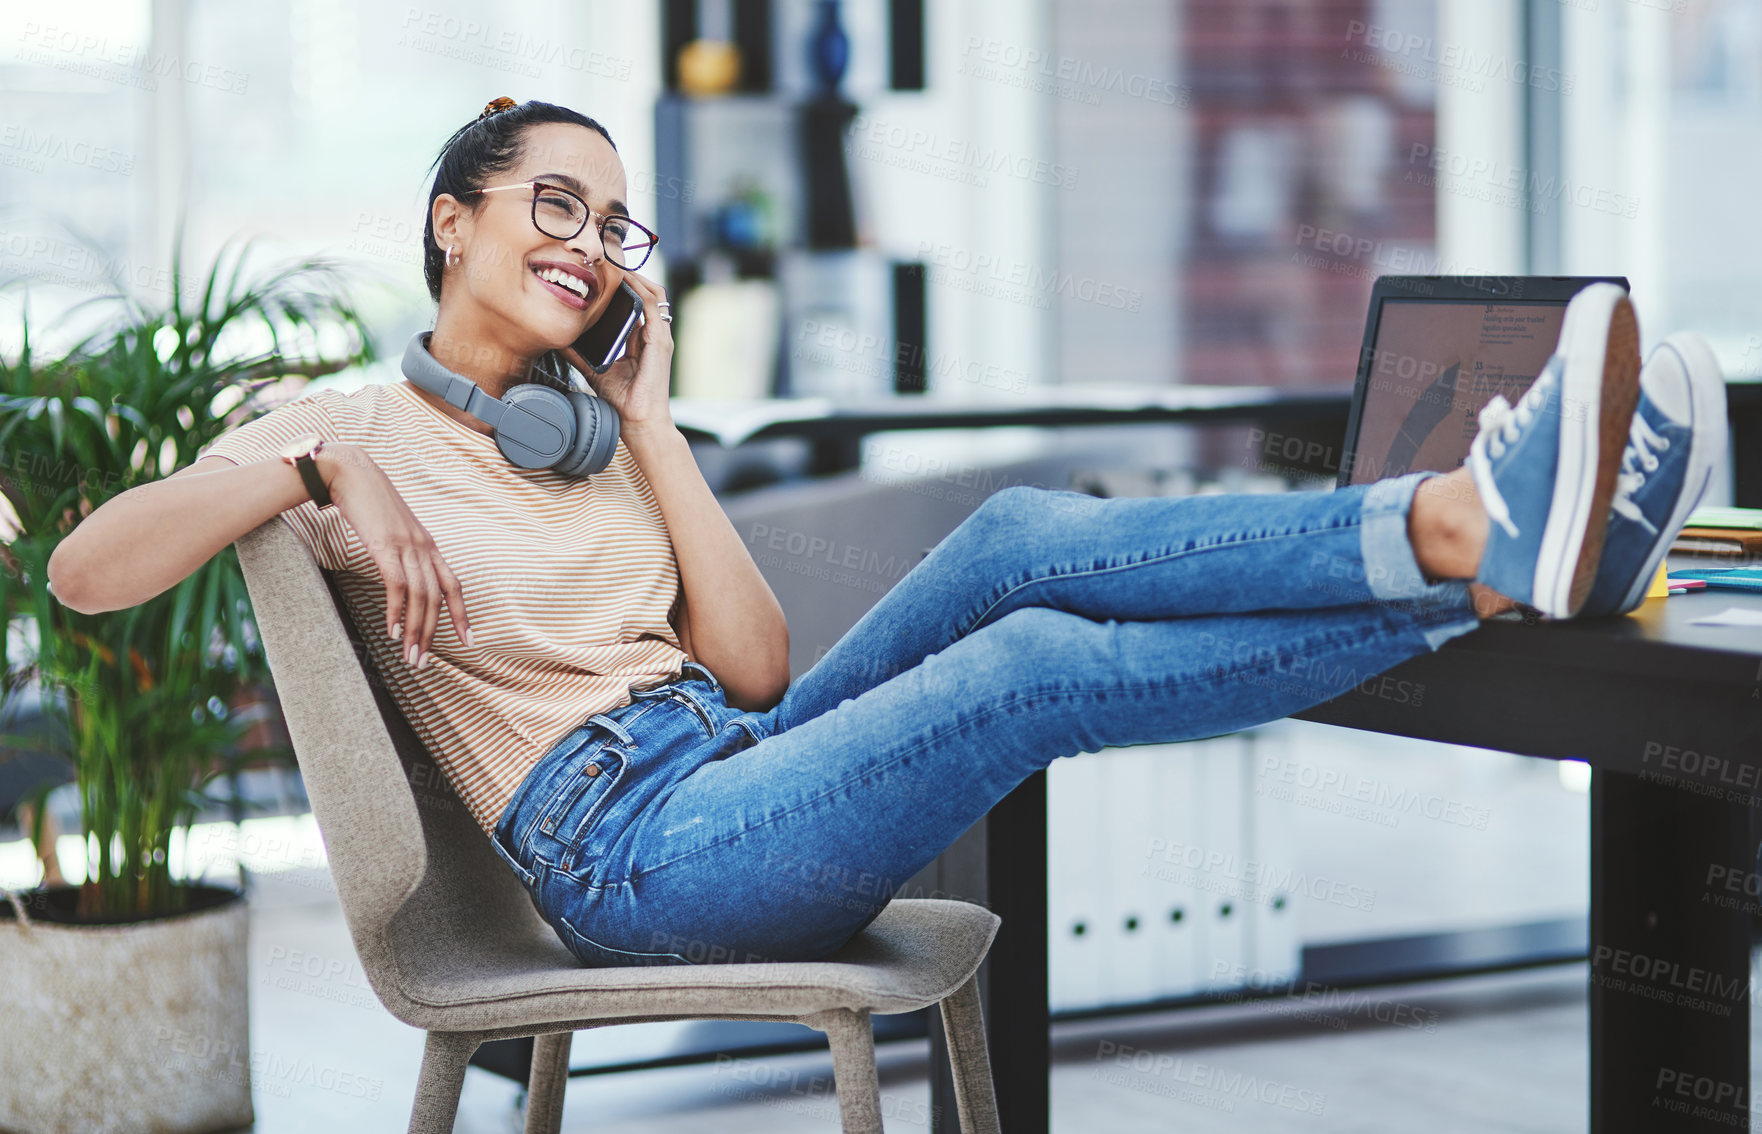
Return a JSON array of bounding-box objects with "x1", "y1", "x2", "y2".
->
[{"x1": 294, "y1": 447, "x2": 334, "y2": 509}]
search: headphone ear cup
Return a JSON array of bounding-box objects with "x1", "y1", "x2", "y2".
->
[
  {"x1": 556, "y1": 390, "x2": 620, "y2": 477},
  {"x1": 494, "y1": 383, "x2": 579, "y2": 470}
]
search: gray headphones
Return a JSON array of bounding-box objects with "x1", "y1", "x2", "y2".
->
[{"x1": 400, "y1": 331, "x2": 620, "y2": 477}]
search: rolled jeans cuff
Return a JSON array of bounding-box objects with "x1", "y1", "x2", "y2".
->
[{"x1": 1360, "y1": 471, "x2": 1483, "y2": 649}]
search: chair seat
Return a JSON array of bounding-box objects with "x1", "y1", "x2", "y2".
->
[{"x1": 383, "y1": 899, "x2": 1001, "y2": 1033}]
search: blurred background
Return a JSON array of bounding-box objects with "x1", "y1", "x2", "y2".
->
[
  {"x1": 7, "y1": 0, "x2": 1762, "y2": 399},
  {"x1": 3, "y1": 1, "x2": 1761, "y2": 1130}
]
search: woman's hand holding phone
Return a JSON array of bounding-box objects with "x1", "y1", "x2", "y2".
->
[{"x1": 559, "y1": 271, "x2": 675, "y2": 439}]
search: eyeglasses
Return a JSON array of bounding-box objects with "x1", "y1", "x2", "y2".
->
[{"x1": 469, "y1": 180, "x2": 658, "y2": 272}]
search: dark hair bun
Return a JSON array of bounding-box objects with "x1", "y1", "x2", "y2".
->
[{"x1": 478, "y1": 95, "x2": 518, "y2": 122}]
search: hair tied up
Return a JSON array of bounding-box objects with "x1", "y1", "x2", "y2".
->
[
  {"x1": 478, "y1": 96, "x2": 518, "y2": 122},
  {"x1": 422, "y1": 98, "x2": 616, "y2": 305}
]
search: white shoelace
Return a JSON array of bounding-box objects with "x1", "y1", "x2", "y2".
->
[
  {"x1": 1610, "y1": 412, "x2": 1669, "y2": 535},
  {"x1": 1466, "y1": 360, "x2": 1559, "y2": 540}
]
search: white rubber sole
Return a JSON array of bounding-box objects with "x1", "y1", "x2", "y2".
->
[
  {"x1": 1532, "y1": 283, "x2": 1639, "y2": 618},
  {"x1": 1612, "y1": 331, "x2": 1729, "y2": 612}
]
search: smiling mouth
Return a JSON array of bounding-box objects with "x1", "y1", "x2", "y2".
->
[{"x1": 531, "y1": 264, "x2": 595, "y2": 306}]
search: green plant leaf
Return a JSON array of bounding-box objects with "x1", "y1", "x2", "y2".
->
[{"x1": 1, "y1": 227, "x2": 374, "y2": 918}]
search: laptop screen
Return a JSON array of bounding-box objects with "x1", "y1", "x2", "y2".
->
[{"x1": 1346, "y1": 299, "x2": 1569, "y2": 486}]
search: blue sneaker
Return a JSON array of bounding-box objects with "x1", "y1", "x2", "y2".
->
[
  {"x1": 1579, "y1": 331, "x2": 1728, "y2": 616},
  {"x1": 1467, "y1": 283, "x2": 1641, "y2": 619}
]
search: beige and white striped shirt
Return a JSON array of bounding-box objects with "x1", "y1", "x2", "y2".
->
[{"x1": 197, "y1": 379, "x2": 687, "y2": 834}]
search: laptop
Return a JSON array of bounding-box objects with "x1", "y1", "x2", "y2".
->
[{"x1": 1336, "y1": 275, "x2": 1630, "y2": 489}]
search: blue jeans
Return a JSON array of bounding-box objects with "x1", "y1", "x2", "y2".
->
[{"x1": 491, "y1": 472, "x2": 1483, "y2": 967}]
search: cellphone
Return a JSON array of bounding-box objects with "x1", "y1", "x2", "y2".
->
[{"x1": 572, "y1": 279, "x2": 644, "y2": 373}]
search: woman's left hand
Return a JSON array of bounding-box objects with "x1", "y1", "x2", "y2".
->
[{"x1": 559, "y1": 270, "x2": 674, "y2": 438}]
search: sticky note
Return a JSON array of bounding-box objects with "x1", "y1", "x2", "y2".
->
[{"x1": 1646, "y1": 559, "x2": 1670, "y2": 599}]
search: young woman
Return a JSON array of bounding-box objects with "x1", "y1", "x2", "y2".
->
[{"x1": 49, "y1": 99, "x2": 1724, "y2": 969}]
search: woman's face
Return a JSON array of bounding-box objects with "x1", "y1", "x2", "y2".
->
[{"x1": 432, "y1": 122, "x2": 630, "y2": 363}]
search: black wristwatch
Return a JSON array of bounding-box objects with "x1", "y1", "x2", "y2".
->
[{"x1": 279, "y1": 433, "x2": 335, "y2": 509}]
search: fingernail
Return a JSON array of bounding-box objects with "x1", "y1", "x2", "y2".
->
[
  {"x1": 463, "y1": 627, "x2": 474, "y2": 647},
  {"x1": 390, "y1": 621, "x2": 402, "y2": 640},
  {"x1": 406, "y1": 644, "x2": 416, "y2": 666}
]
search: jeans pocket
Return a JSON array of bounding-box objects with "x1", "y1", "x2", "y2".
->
[{"x1": 530, "y1": 745, "x2": 630, "y2": 877}]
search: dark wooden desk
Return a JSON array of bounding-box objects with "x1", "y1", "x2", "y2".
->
[{"x1": 1303, "y1": 580, "x2": 1762, "y2": 1133}]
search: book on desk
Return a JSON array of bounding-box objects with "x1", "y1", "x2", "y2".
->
[{"x1": 1669, "y1": 506, "x2": 1762, "y2": 561}]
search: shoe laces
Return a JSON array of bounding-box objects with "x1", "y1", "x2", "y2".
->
[
  {"x1": 1610, "y1": 412, "x2": 1669, "y2": 534},
  {"x1": 1466, "y1": 358, "x2": 1560, "y2": 540},
  {"x1": 1476, "y1": 366, "x2": 1555, "y2": 460}
]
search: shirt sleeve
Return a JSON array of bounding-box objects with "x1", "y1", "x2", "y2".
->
[{"x1": 196, "y1": 392, "x2": 351, "y2": 572}]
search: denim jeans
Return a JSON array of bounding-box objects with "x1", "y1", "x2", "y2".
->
[{"x1": 491, "y1": 472, "x2": 1483, "y2": 967}]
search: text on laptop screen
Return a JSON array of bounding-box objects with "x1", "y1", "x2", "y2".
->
[{"x1": 1347, "y1": 299, "x2": 1569, "y2": 486}]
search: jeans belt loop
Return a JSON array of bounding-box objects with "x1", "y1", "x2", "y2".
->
[
  {"x1": 680, "y1": 659, "x2": 720, "y2": 691},
  {"x1": 585, "y1": 711, "x2": 636, "y2": 747}
]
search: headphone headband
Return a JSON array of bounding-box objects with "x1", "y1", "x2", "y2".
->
[{"x1": 399, "y1": 331, "x2": 619, "y2": 477}]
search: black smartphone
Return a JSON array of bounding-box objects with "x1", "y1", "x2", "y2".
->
[{"x1": 572, "y1": 279, "x2": 644, "y2": 373}]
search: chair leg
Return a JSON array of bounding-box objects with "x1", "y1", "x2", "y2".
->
[
  {"x1": 938, "y1": 975, "x2": 1002, "y2": 1134},
  {"x1": 808, "y1": 1007, "x2": 884, "y2": 1134},
  {"x1": 409, "y1": 1031, "x2": 481, "y2": 1134},
  {"x1": 523, "y1": 1030, "x2": 574, "y2": 1134}
]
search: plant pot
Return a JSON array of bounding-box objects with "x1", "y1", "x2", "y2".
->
[{"x1": 0, "y1": 885, "x2": 253, "y2": 1134}]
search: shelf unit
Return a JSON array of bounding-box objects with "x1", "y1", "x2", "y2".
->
[{"x1": 654, "y1": 0, "x2": 929, "y2": 398}]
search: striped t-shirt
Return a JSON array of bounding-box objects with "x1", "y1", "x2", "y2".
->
[{"x1": 196, "y1": 379, "x2": 688, "y2": 834}]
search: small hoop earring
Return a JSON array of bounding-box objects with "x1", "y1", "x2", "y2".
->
[{"x1": 445, "y1": 245, "x2": 459, "y2": 269}]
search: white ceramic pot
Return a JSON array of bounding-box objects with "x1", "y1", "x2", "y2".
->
[{"x1": 0, "y1": 886, "x2": 253, "y2": 1134}]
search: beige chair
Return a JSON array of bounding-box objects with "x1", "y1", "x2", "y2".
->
[{"x1": 233, "y1": 517, "x2": 1004, "y2": 1134}]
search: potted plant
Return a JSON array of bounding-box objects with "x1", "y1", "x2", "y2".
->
[{"x1": 0, "y1": 230, "x2": 373, "y2": 1133}]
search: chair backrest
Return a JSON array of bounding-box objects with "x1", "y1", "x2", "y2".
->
[{"x1": 234, "y1": 518, "x2": 547, "y2": 1020}]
